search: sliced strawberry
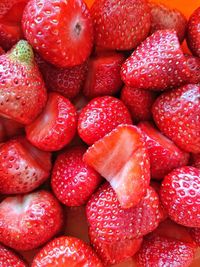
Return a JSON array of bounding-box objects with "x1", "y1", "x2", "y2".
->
[
  {"x1": 26, "y1": 93, "x2": 77, "y2": 151},
  {"x1": 190, "y1": 153, "x2": 200, "y2": 169},
  {"x1": 32, "y1": 236, "x2": 103, "y2": 267},
  {"x1": 78, "y1": 96, "x2": 132, "y2": 145},
  {"x1": 86, "y1": 183, "x2": 161, "y2": 242},
  {"x1": 89, "y1": 227, "x2": 142, "y2": 266},
  {"x1": 0, "y1": 117, "x2": 24, "y2": 142},
  {"x1": 51, "y1": 146, "x2": 102, "y2": 206},
  {"x1": 138, "y1": 121, "x2": 189, "y2": 179},
  {"x1": 0, "y1": 137, "x2": 51, "y2": 194},
  {"x1": 185, "y1": 55, "x2": 200, "y2": 84},
  {"x1": 152, "y1": 84, "x2": 200, "y2": 153},
  {"x1": 0, "y1": 190, "x2": 63, "y2": 250},
  {"x1": 149, "y1": 2, "x2": 187, "y2": 43},
  {"x1": 187, "y1": 7, "x2": 200, "y2": 57},
  {"x1": 22, "y1": 0, "x2": 94, "y2": 67},
  {"x1": 160, "y1": 166, "x2": 200, "y2": 228},
  {"x1": 121, "y1": 30, "x2": 191, "y2": 91},
  {"x1": 83, "y1": 52, "x2": 125, "y2": 99},
  {"x1": 0, "y1": 243, "x2": 26, "y2": 267},
  {"x1": 135, "y1": 235, "x2": 195, "y2": 267},
  {"x1": 120, "y1": 86, "x2": 156, "y2": 122},
  {"x1": 84, "y1": 124, "x2": 150, "y2": 208},
  {"x1": 91, "y1": 0, "x2": 151, "y2": 50}
]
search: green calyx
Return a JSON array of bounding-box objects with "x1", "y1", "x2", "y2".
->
[{"x1": 9, "y1": 40, "x2": 34, "y2": 65}]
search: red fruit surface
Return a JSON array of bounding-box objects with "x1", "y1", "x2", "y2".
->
[
  {"x1": 86, "y1": 183, "x2": 161, "y2": 241},
  {"x1": 138, "y1": 121, "x2": 189, "y2": 180},
  {"x1": 51, "y1": 146, "x2": 102, "y2": 206},
  {"x1": 135, "y1": 235, "x2": 195, "y2": 267},
  {"x1": 160, "y1": 166, "x2": 200, "y2": 228},
  {"x1": 187, "y1": 7, "x2": 200, "y2": 57},
  {"x1": 84, "y1": 125, "x2": 150, "y2": 208},
  {"x1": 83, "y1": 52, "x2": 125, "y2": 99},
  {"x1": 185, "y1": 55, "x2": 200, "y2": 84},
  {"x1": 91, "y1": 0, "x2": 151, "y2": 50},
  {"x1": 190, "y1": 228, "x2": 200, "y2": 246},
  {"x1": 0, "y1": 46, "x2": 4, "y2": 55},
  {"x1": 0, "y1": 40, "x2": 47, "y2": 125},
  {"x1": 0, "y1": 243, "x2": 26, "y2": 267},
  {"x1": 89, "y1": 227, "x2": 142, "y2": 266},
  {"x1": 149, "y1": 2, "x2": 187, "y2": 43},
  {"x1": 26, "y1": 93, "x2": 77, "y2": 151},
  {"x1": 152, "y1": 84, "x2": 200, "y2": 153},
  {"x1": 0, "y1": 117, "x2": 24, "y2": 142},
  {"x1": 0, "y1": 137, "x2": 51, "y2": 194},
  {"x1": 120, "y1": 86, "x2": 156, "y2": 122},
  {"x1": 0, "y1": 190, "x2": 63, "y2": 250},
  {"x1": 73, "y1": 94, "x2": 89, "y2": 115},
  {"x1": 190, "y1": 153, "x2": 200, "y2": 169},
  {"x1": 31, "y1": 236, "x2": 103, "y2": 267},
  {"x1": 121, "y1": 30, "x2": 190, "y2": 91},
  {"x1": 78, "y1": 96, "x2": 132, "y2": 145},
  {"x1": 22, "y1": 0, "x2": 94, "y2": 67}
]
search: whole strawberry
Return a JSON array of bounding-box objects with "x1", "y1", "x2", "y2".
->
[
  {"x1": 91, "y1": 0, "x2": 151, "y2": 50},
  {"x1": 160, "y1": 166, "x2": 200, "y2": 228},
  {"x1": 0, "y1": 243, "x2": 26, "y2": 267},
  {"x1": 187, "y1": 7, "x2": 200, "y2": 57},
  {"x1": 0, "y1": 190, "x2": 63, "y2": 250},
  {"x1": 22, "y1": 0, "x2": 94, "y2": 67},
  {"x1": 152, "y1": 84, "x2": 200, "y2": 153},
  {"x1": 121, "y1": 30, "x2": 191, "y2": 91},
  {"x1": 0, "y1": 40, "x2": 47, "y2": 125},
  {"x1": 32, "y1": 236, "x2": 103, "y2": 267}
]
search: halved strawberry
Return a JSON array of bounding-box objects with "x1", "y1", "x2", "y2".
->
[
  {"x1": 187, "y1": 7, "x2": 200, "y2": 57},
  {"x1": 0, "y1": 137, "x2": 51, "y2": 194},
  {"x1": 83, "y1": 124, "x2": 150, "y2": 208},
  {"x1": 0, "y1": 243, "x2": 26, "y2": 267}
]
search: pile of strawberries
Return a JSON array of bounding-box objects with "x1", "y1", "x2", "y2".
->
[{"x1": 0, "y1": 0, "x2": 199, "y2": 266}]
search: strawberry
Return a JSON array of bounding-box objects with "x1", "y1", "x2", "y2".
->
[
  {"x1": 187, "y1": 7, "x2": 200, "y2": 57},
  {"x1": 89, "y1": 227, "x2": 142, "y2": 266},
  {"x1": 149, "y1": 2, "x2": 187, "y2": 43},
  {"x1": 31, "y1": 236, "x2": 103, "y2": 267},
  {"x1": 0, "y1": 46, "x2": 4, "y2": 55},
  {"x1": 0, "y1": 0, "x2": 28, "y2": 51},
  {"x1": 26, "y1": 93, "x2": 77, "y2": 152},
  {"x1": 135, "y1": 235, "x2": 195, "y2": 267},
  {"x1": 51, "y1": 146, "x2": 102, "y2": 206},
  {"x1": 0, "y1": 40, "x2": 47, "y2": 125},
  {"x1": 185, "y1": 55, "x2": 200, "y2": 84},
  {"x1": 190, "y1": 228, "x2": 200, "y2": 246},
  {"x1": 78, "y1": 96, "x2": 132, "y2": 145},
  {"x1": 0, "y1": 190, "x2": 63, "y2": 250},
  {"x1": 121, "y1": 30, "x2": 191, "y2": 91},
  {"x1": 160, "y1": 166, "x2": 200, "y2": 228},
  {"x1": 120, "y1": 86, "x2": 156, "y2": 122},
  {"x1": 152, "y1": 84, "x2": 200, "y2": 153},
  {"x1": 22, "y1": 0, "x2": 94, "y2": 67},
  {"x1": 86, "y1": 183, "x2": 161, "y2": 241},
  {"x1": 0, "y1": 243, "x2": 27, "y2": 267},
  {"x1": 84, "y1": 125, "x2": 150, "y2": 208},
  {"x1": 35, "y1": 54, "x2": 88, "y2": 100},
  {"x1": 0, "y1": 117, "x2": 24, "y2": 142},
  {"x1": 90, "y1": 0, "x2": 151, "y2": 50},
  {"x1": 138, "y1": 121, "x2": 189, "y2": 180},
  {"x1": 73, "y1": 94, "x2": 89, "y2": 115},
  {"x1": 190, "y1": 153, "x2": 200, "y2": 169},
  {"x1": 83, "y1": 52, "x2": 125, "y2": 99}
]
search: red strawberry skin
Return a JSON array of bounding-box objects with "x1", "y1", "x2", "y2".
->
[
  {"x1": 135, "y1": 235, "x2": 195, "y2": 267},
  {"x1": 35, "y1": 54, "x2": 88, "y2": 100},
  {"x1": 160, "y1": 166, "x2": 200, "y2": 228},
  {"x1": 190, "y1": 228, "x2": 200, "y2": 246},
  {"x1": 190, "y1": 153, "x2": 200, "y2": 169},
  {"x1": 51, "y1": 146, "x2": 102, "y2": 206},
  {"x1": 0, "y1": 243, "x2": 27, "y2": 267},
  {"x1": 26, "y1": 93, "x2": 77, "y2": 152},
  {"x1": 0, "y1": 190, "x2": 63, "y2": 250},
  {"x1": 152, "y1": 84, "x2": 200, "y2": 153},
  {"x1": 121, "y1": 30, "x2": 191, "y2": 91},
  {"x1": 0, "y1": 117, "x2": 24, "y2": 142},
  {"x1": 78, "y1": 96, "x2": 132, "y2": 145},
  {"x1": 187, "y1": 7, "x2": 200, "y2": 57},
  {"x1": 120, "y1": 86, "x2": 156, "y2": 122},
  {"x1": 0, "y1": 137, "x2": 51, "y2": 194},
  {"x1": 22, "y1": 0, "x2": 94, "y2": 67},
  {"x1": 32, "y1": 236, "x2": 103, "y2": 267},
  {"x1": 149, "y1": 2, "x2": 187, "y2": 43},
  {"x1": 83, "y1": 52, "x2": 125, "y2": 99},
  {"x1": 185, "y1": 55, "x2": 200, "y2": 84},
  {"x1": 0, "y1": 46, "x2": 4, "y2": 55},
  {"x1": 91, "y1": 0, "x2": 151, "y2": 50},
  {"x1": 138, "y1": 121, "x2": 189, "y2": 180},
  {"x1": 0, "y1": 40, "x2": 47, "y2": 125}
]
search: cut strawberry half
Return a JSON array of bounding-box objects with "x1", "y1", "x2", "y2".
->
[{"x1": 83, "y1": 124, "x2": 150, "y2": 208}]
